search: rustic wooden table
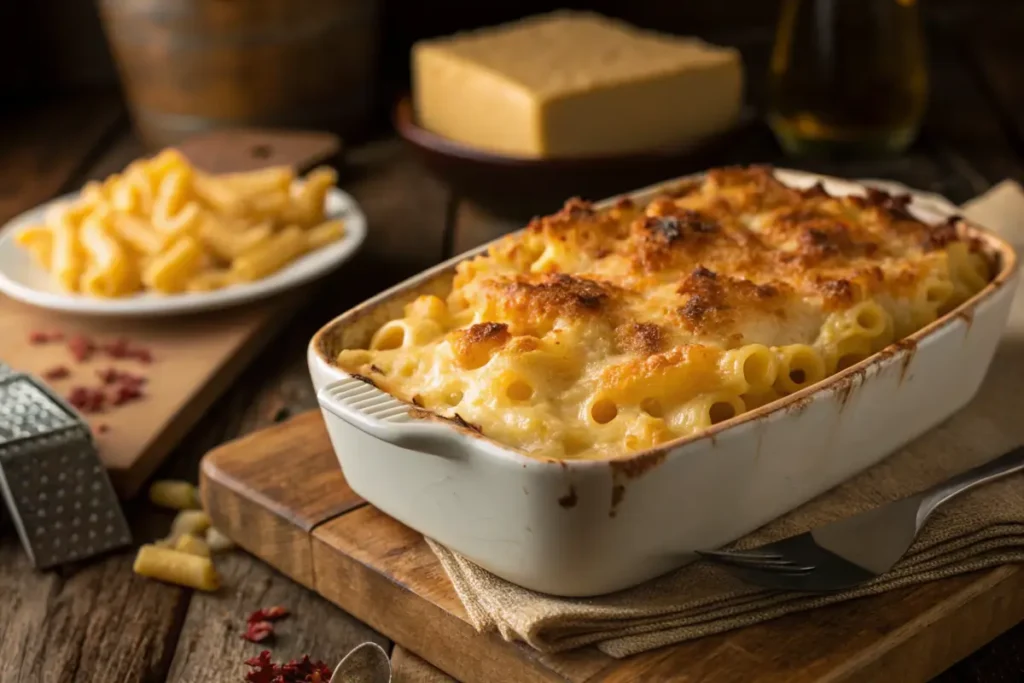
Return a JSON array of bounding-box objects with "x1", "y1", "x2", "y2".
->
[{"x1": 2, "y1": 9, "x2": 1023, "y2": 681}]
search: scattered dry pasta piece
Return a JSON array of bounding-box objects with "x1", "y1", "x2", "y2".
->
[
  {"x1": 133, "y1": 545, "x2": 220, "y2": 591},
  {"x1": 149, "y1": 480, "x2": 201, "y2": 510},
  {"x1": 205, "y1": 526, "x2": 236, "y2": 552},
  {"x1": 171, "y1": 509, "x2": 212, "y2": 538},
  {"x1": 230, "y1": 225, "x2": 307, "y2": 282},
  {"x1": 142, "y1": 235, "x2": 204, "y2": 293},
  {"x1": 174, "y1": 533, "x2": 212, "y2": 558},
  {"x1": 14, "y1": 225, "x2": 53, "y2": 268},
  {"x1": 305, "y1": 219, "x2": 346, "y2": 251}
]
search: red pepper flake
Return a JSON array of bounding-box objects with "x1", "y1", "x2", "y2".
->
[
  {"x1": 111, "y1": 383, "x2": 144, "y2": 407},
  {"x1": 29, "y1": 330, "x2": 64, "y2": 345},
  {"x1": 67, "y1": 335, "x2": 97, "y2": 363},
  {"x1": 244, "y1": 651, "x2": 332, "y2": 683},
  {"x1": 42, "y1": 365, "x2": 70, "y2": 381},
  {"x1": 67, "y1": 386, "x2": 106, "y2": 414},
  {"x1": 247, "y1": 606, "x2": 290, "y2": 624},
  {"x1": 243, "y1": 621, "x2": 275, "y2": 644},
  {"x1": 95, "y1": 423, "x2": 111, "y2": 434}
]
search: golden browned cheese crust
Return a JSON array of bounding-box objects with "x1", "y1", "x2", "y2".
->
[{"x1": 337, "y1": 166, "x2": 993, "y2": 461}]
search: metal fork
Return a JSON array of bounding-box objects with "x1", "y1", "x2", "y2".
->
[{"x1": 697, "y1": 445, "x2": 1024, "y2": 592}]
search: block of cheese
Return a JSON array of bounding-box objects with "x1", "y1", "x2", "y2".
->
[{"x1": 412, "y1": 11, "x2": 744, "y2": 158}]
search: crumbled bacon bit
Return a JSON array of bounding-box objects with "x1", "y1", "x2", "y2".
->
[
  {"x1": 100, "y1": 337, "x2": 154, "y2": 363},
  {"x1": 111, "y1": 383, "x2": 144, "y2": 406},
  {"x1": 67, "y1": 335, "x2": 96, "y2": 362},
  {"x1": 245, "y1": 651, "x2": 332, "y2": 683},
  {"x1": 248, "y1": 606, "x2": 289, "y2": 623},
  {"x1": 243, "y1": 621, "x2": 275, "y2": 644},
  {"x1": 67, "y1": 386, "x2": 106, "y2": 414},
  {"x1": 42, "y1": 365, "x2": 70, "y2": 381},
  {"x1": 97, "y1": 367, "x2": 147, "y2": 387},
  {"x1": 97, "y1": 368, "x2": 118, "y2": 385},
  {"x1": 241, "y1": 605, "x2": 290, "y2": 644},
  {"x1": 102, "y1": 337, "x2": 130, "y2": 357},
  {"x1": 29, "y1": 330, "x2": 64, "y2": 345}
]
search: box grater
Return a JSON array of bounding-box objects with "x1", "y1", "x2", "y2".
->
[{"x1": 0, "y1": 360, "x2": 131, "y2": 568}]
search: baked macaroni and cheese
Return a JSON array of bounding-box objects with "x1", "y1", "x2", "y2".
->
[
  {"x1": 336, "y1": 166, "x2": 993, "y2": 460},
  {"x1": 15, "y1": 148, "x2": 345, "y2": 297}
]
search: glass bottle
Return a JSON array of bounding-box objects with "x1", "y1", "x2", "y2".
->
[{"x1": 767, "y1": 0, "x2": 929, "y2": 158}]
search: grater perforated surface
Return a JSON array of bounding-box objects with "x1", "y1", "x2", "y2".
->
[
  {"x1": 0, "y1": 366, "x2": 131, "y2": 568},
  {"x1": 0, "y1": 379, "x2": 79, "y2": 442}
]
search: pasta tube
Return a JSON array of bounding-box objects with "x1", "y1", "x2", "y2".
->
[
  {"x1": 230, "y1": 225, "x2": 307, "y2": 281},
  {"x1": 133, "y1": 545, "x2": 220, "y2": 591}
]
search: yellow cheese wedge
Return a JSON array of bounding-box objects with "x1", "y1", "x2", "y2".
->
[{"x1": 412, "y1": 11, "x2": 744, "y2": 158}]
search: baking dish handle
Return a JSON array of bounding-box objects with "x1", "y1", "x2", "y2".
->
[{"x1": 317, "y1": 377, "x2": 466, "y2": 459}]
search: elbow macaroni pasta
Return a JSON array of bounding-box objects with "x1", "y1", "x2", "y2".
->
[
  {"x1": 336, "y1": 166, "x2": 995, "y2": 461},
  {"x1": 15, "y1": 148, "x2": 346, "y2": 297}
]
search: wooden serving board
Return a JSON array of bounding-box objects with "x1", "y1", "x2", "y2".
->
[
  {"x1": 200, "y1": 411, "x2": 1024, "y2": 683},
  {"x1": 0, "y1": 130, "x2": 341, "y2": 498}
]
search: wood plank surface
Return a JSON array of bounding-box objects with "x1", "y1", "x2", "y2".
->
[
  {"x1": 200, "y1": 413, "x2": 362, "y2": 589},
  {"x1": 0, "y1": 533, "x2": 188, "y2": 683},
  {"x1": 165, "y1": 550, "x2": 389, "y2": 682},
  {"x1": 0, "y1": 296, "x2": 293, "y2": 497},
  {"x1": 0, "y1": 96, "x2": 122, "y2": 224},
  {"x1": 392, "y1": 646, "x2": 457, "y2": 683},
  {"x1": 200, "y1": 411, "x2": 1024, "y2": 683}
]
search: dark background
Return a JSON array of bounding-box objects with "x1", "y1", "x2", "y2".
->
[{"x1": 2, "y1": 0, "x2": 1018, "y2": 101}]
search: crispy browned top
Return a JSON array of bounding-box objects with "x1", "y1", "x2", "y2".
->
[
  {"x1": 338, "y1": 166, "x2": 994, "y2": 461},
  {"x1": 452, "y1": 165, "x2": 982, "y2": 348}
]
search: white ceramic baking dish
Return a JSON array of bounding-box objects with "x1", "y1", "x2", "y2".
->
[{"x1": 308, "y1": 170, "x2": 1019, "y2": 597}]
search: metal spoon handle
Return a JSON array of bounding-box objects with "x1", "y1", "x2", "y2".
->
[
  {"x1": 331, "y1": 641, "x2": 392, "y2": 683},
  {"x1": 917, "y1": 445, "x2": 1024, "y2": 527}
]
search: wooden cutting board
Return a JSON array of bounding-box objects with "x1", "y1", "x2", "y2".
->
[
  {"x1": 200, "y1": 411, "x2": 1024, "y2": 683},
  {"x1": 0, "y1": 130, "x2": 341, "y2": 498}
]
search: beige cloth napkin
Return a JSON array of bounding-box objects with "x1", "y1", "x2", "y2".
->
[{"x1": 427, "y1": 179, "x2": 1024, "y2": 659}]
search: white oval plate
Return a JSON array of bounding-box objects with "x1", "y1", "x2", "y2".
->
[{"x1": 0, "y1": 187, "x2": 366, "y2": 317}]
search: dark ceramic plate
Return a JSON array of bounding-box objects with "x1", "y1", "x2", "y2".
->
[{"x1": 393, "y1": 95, "x2": 758, "y2": 220}]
